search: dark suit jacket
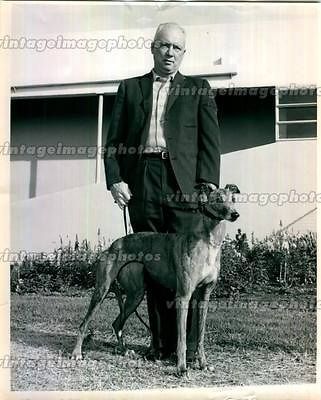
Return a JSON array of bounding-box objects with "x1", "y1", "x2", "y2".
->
[{"x1": 104, "y1": 71, "x2": 220, "y2": 201}]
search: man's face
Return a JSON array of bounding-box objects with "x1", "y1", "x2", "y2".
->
[{"x1": 151, "y1": 26, "x2": 186, "y2": 76}]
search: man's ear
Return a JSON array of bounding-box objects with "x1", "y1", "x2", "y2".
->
[
  {"x1": 152, "y1": 39, "x2": 161, "y2": 51},
  {"x1": 225, "y1": 184, "x2": 240, "y2": 194}
]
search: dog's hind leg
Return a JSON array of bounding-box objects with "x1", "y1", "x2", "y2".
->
[
  {"x1": 71, "y1": 256, "x2": 116, "y2": 360},
  {"x1": 71, "y1": 283, "x2": 110, "y2": 360},
  {"x1": 112, "y1": 290, "x2": 145, "y2": 352},
  {"x1": 112, "y1": 287, "x2": 125, "y2": 351},
  {"x1": 112, "y1": 262, "x2": 145, "y2": 352}
]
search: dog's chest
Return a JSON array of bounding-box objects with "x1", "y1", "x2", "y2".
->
[{"x1": 185, "y1": 239, "x2": 221, "y2": 285}]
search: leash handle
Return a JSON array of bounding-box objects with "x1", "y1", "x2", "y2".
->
[
  {"x1": 123, "y1": 206, "x2": 132, "y2": 235},
  {"x1": 123, "y1": 207, "x2": 128, "y2": 235}
]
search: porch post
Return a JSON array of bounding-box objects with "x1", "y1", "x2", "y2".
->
[{"x1": 95, "y1": 94, "x2": 104, "y2": 183}]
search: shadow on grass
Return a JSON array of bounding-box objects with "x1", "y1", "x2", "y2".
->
[
  {"x1": 11, "y1": 325, "x2": 302, "y2": 361},
  {"x1": 11, "y1": 327, "x2": 149, "y2": 359}
]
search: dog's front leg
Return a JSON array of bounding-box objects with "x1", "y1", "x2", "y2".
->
[
  {"x1": 176, "y1": 294, "x2": 191, "y2": 376},
  {"x1": 196, "y1": 283, "x2": 214, "y2": 370}
]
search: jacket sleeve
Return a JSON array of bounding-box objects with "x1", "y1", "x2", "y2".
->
[
  {"x1": 196, "y1": 79, "x2": 221, "y2": 187},
  {"x1": 104, "y1": 80, "x2": 127, "y2": 190}
]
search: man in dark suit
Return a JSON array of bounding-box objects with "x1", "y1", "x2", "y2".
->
[{"x1": 104, "y1": 22, "x2": 220, "y2": 360}]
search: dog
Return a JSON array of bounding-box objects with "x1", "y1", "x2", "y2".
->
[{"x1": 71, "y1": 184, "x2": 240, "y2": 376}]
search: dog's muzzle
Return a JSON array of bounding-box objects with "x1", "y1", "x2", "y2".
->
[{"x1": 230, "y1": 211, "x2": 239, "y2": 221}]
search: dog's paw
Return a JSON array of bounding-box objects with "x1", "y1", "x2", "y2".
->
[
  {"x1": 198, "y1": 359, "x2": 208, "y2": 370},
  {"x1": 187, "y1": 359, "x2": 199, "y2": 370},
  {"x1": 71, "y1": 351, "x2": 82, "y2": 361},
  {"x1": 196, "y1": 350, "x2": 207, "y2": 370},
  {"x1": 114, "y1": 345, "x2": 126, "y2": 356},
  {"x1": 176, "y1": 365, "x2": 188, "y2": 378},
  {"x1": 143, "y1": 348, "x2": 161, "y2": 361},
  {"x1": 124, "y1": 349, "x2": 136, "y2": 358}
]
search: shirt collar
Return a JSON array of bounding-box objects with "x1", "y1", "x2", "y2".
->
[{"x1": 152, "y1": 69, "x2": 177, "y2": 83}]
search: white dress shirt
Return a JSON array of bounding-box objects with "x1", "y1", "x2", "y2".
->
[{"x1": 144, "y1": 70, "x2": 176, "y2": 153}]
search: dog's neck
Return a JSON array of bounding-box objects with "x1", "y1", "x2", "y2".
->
[{"x1": 202, "y1": 217, "x2": 226, "y2": 247}]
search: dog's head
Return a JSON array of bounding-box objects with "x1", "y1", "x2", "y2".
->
[{"x1": 198, "y1": 184, "x2": 240, "y2": 222}]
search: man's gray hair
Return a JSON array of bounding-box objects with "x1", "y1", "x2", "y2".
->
[{"x1": 154, "y1": 22, "x2": 186, "y2": 41}]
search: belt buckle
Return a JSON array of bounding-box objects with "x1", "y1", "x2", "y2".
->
[{"x1": 161, "y1": 151, "x2": 169, "y2": 160}]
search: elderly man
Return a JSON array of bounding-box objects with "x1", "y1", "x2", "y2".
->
[{"x1": 104, "y1": 22, "x2": 220, "y2": 360}]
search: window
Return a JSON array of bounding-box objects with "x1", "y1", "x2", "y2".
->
[
  {"x1": 276, "y1": 88, "x2": 317, "y2": 140},
  {"x1": 216, "y1": 86, "x2": 275, "y2": 153},
  {"x1": 11, "y1": 96, "x2": 98, "y2": 200}
]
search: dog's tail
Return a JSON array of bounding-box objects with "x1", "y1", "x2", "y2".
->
[{"x1": 95, "y1": 245, "x2": 124, "y2": 290}]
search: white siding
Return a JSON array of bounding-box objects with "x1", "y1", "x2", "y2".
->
[{"x1": 222, "y1": 140, "x2": 317, "y2": 239}]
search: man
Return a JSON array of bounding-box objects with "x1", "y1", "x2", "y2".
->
[{"x1": 104, "y1": 22, "x2": 220, "y2": 360}]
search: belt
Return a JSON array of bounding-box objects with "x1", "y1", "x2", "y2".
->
[{"x1": 142, "y1": 151, "x2": 169, "y2": 160}]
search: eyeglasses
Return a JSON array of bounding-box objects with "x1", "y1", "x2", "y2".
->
[{"x1": 153, "y1": 40, "x2": 185, "y2": 54}]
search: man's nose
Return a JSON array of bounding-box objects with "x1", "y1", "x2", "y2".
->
[{"x1": 166, "y1": 45, "x2": 174, "y2": 56}]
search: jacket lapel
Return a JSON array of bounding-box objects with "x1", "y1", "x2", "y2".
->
[
  {"x1": 138, "y1": 72, "x2": 153, "y2": 150},
  {"x1": 166, "y1": 71, "x2": 185, "y2": 114},
  {"x1": 139, "y1": 72, "x2": 153, "y2": 115}
]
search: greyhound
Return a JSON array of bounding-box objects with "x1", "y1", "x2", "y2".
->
[{"x1": 71, "y1": 184, "x2": 240, "y2": 376}]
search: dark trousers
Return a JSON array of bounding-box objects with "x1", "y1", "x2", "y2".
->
[{"x1": 128, "y1": 157, "x2": 206, "y2": 354}]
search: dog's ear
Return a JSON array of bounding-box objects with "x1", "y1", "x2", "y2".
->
[{"x1": 225, "y1": 184, "x2": 240, "y2": 194}]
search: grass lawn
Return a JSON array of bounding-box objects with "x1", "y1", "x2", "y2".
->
[{"x1": 10, "y1": 292, "x2": 316, "y2": 391}]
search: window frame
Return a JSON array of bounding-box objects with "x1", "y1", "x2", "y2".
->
[{"x1": 275, "y1": 87, "x2": 317, "y2": 141}]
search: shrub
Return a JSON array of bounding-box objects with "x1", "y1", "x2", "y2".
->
[
  {"x1": 11, "y1": 228, "x2": 316, "y2": 296},
  {"x1": 11, "y1": 233, "x2": 103, "y2": 294},
  {"x1": 216, "y1": 227, "x2": 316, "y2": 296}
]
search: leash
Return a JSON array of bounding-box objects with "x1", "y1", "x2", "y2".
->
[
  {"x1": 134, "y1": 310, "x2": 151, "y2": 333},
  {"x1": 123, "y1": 205, "x2": 150, "y2": 332},
  {"x1": 123, "y1": 206, "x2": 128, "y2": 235},
  {"x1": 123, "y1": 206, "x2": 132, "y2": 235}
]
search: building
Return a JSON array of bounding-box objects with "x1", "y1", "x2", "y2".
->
[{"x1": 9, "y1": 3, "x2": 318, "y2": 252}]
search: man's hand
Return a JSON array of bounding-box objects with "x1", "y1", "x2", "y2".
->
[
  {"x1": 197, "y1": 182, "x2": 218, "y2": 204},
  {"x1": 111, "y1": 181, "x2": 132, "y2": 209},
  {"x1": 204, "y1": 183, "x2": 217, "y2": 191},
  {"x1": 197, "y1": 182, "x2": 218, "y2": 192}
]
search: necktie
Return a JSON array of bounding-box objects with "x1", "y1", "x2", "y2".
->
[{"x1": 154, "y1": 78, "x2": 168, "y2": 148}]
